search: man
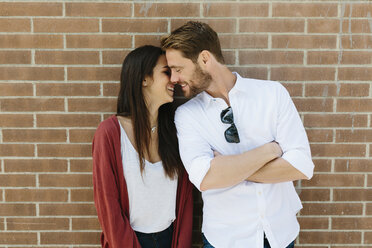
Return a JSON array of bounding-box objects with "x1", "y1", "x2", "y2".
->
[{"x1": 161, "y1": 21, "x2": 314, "y2": 248}]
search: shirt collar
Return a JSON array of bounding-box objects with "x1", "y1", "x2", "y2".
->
[{"x1": 199, "y1": 72, "x2": 248, "y2": 105}]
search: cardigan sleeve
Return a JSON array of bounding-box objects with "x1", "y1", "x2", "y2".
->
[
  {"x1": 92, "y1": 123, "x2": 141, "y2": 248},
  {"x1": 173, "y1": 171, "x2": 194, "y2": 248}
]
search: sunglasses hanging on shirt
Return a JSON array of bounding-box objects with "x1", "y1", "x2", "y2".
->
[{"x1": 220, "y1": 106, "x2": 240, "y2": 143}]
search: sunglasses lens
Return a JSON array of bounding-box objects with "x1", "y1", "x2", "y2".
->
[
  {"x1": 224, "y1": 124, "x2": 240, "y2": 143},
  {"x1": 220, "y1": 107, "x2": 233, "y2": 124}
]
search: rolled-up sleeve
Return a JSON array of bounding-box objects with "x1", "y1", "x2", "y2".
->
[
  {"x1": 175, "y1": 106, "x2": 213, "y2": 191},
  {"x1": 276, "y1": 84, "x2": 314, "y2": 179}
]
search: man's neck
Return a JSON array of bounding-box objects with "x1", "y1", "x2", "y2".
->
[{"x1": 205, "y1": 65, "x2": 237, "y2": 106}]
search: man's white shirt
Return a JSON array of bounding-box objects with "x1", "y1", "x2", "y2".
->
[{"x1": 175, "y1": 73, "x2": 314, "y2": 248}]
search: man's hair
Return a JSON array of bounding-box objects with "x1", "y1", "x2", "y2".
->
[{"x1": 161, "y1": 21, "x2": 225, "y2": 64}]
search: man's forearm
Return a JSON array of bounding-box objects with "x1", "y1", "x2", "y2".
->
[
  {"x1": 247, "y1": 158, "x2": 308, "y2": 183},
  {"x1": 200, "y1": 142, "x2": 281, "y2": 191}
]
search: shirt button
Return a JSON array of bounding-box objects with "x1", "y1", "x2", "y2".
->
[
  {"x1": 260, "y1": 214, "x2": 264, "y2": 218},
  {"x1": 258, "y1": 191, "x2": 262, "y2": 196}
]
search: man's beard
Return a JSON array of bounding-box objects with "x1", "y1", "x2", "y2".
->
[{"x1": 187, "y1": 63, "x2": 212, "y2": 98}]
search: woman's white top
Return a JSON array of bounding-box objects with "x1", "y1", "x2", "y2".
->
[{"x1": 118, "y1": 120, "x2": 178, "y2": 233}]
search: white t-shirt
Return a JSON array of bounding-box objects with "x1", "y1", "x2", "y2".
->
[
  {"x1": 175, "y1": 73, "x2": 314, "y2": 248},
  {"x1": 119, "y1": 120, "x2": 178, "y2": 233}
]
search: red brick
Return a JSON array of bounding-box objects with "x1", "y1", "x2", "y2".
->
[
  {"x1": 0, "y1": 51, "x2": 31, "y2": 64},
  {"x1": 222, "y1": 51, "x2": 235, "y2": 65},
  {"x1": 0, "y1": 232, "x2": 37, "y2": 245},
  {"x1": 68, "y1": 98, "x2": 116, "y2": 112},
  {"x1": 37, "y1": 114, "x2": 101, "y2": 128},
  {"x1": 69, "y1": 129, "x2": 96, "y2": 143},
  {"x1": 102, "y1": 50, "x2": 130, "y2": 65},
  {"x1": 334, "y1": 189, "x2": 372, "y2": 201},
  {"x1": 103, "y1": 83, "x2": 120, "y2": 97},
  {"x1": 335, "y1": 159, "x2": 372, "y2": 172},
  {"x1": 0, "y1": 67, "x2": 64, "y2": 80},
  {"x1": 302, "y1": 174, "x2": 364, "y2": 187},
  {"x1": 308, "y1": 19, "x2": 339, "y2": 33},
  {"x1": 271, "y1": 67, "x2": 335, "y2": 81},
  {"x1": 71, "y1": 189, "x2": 93, "y2": 202},
  {"x1": 282, "y1": 83, "x2": 303, "y2": 97},
  {"x1": 1, "y1": 98, "x2": 64, "y2": 112},
  {"x1": 272, "y1": 35, "x2": 337, "y2": 49},
  {"x1": 240, "y1": 19, "x2": 304, "y2": 32},
  {"x1": 204, "y1": 3, "x2": 268, "y2": 17},
  {"x1": 4, "y1": 159, "x2": 67, "y2": 173},
  {"x1": 0, "y1": 18, "x2": 30, "y2": 32},
  {"x1": 103, "y1": 19, "x2": 168, "y2": 33},
  {"x1": 303, "y1": 114, "x2": 367, "y2": 128},
  {"x1": 39, "y1": 204, "x2": 96, "y2": 216},
  {"x1": 292, "y1": 98, "x2": 333, "y2": 112},
  {"x1": 3, "y1": 129, "x2": 66, "y2": 142},
  {"x1": 0, "y1": 218, "x2": 3, "y2": 230},
  {"x1": 307, "y1": 51, "x2": 339, "y2": 64},
  {"x1": 310, "y1": 144, "x2": 366, "y2": 157},
  {"x1": 273, "y1": 3, "x2": 337, "y2": 17},
  {"x1": 66, "y1": 35, "x2": 131, "y2": 48},
  {"x1": 70, "y1": 159, "x2": 93, "y2": 172},
  {"x1": 301, "y1": 203, "x2": 363, "y2": 215},
  {"x1": 39, "y1": 174, "x2": 92, "y2": 187},
  {"x1": 0, "y1": 83, "x2": 33, "y2": 96},
  {"x1": 68, "y1": 67, "x2": 120, "y2": 81},
  {"x1": 306, "y1": 129, "x2": 333, "y2": 142},
  {"x1": 0, "y1": 114, "x2": 33, "y2": 127},
  {"x1": 72, "y1": 218, "x2": 100, "y2": 230},
  {"x1": 0, "y1": 174, "x2": 35, "y2": 187},
  {"x1": 40, "y1": 232, "x2": 100, "y2": 245},
  {"x1": 313, "y1": 159, "x2": 332, "y2": 172},
  {"x1": 0, "y1": 204, "x2": 36, "y2": 216},
  {"x1": 341, "y1": 35, "x2": 372, "y2": 49},
  {"x1": 338, "y1": 68, "x2": 372, "y2": 81},
  {"x1": 228, "y1": 67, "x2": 268, "y2": 80},
  {"x1": 0, "y1": 3, "x2": 62, "y2": 16},
  {"x1": 338, "y1": 83, "x2": 370, "y2": 97},
  {"x1": 337, "y1": 99, "x2": 372, "y2": 112},
  {"x1": 171, "y1": 19, "x2": 236, "y2": 33},
  {"x1": 36, "y1": 83, "x2": 100, "y2": 96},
  {"x1": 134, "y1": 3, "x2": 199, "y2": 17},
  {"x1": 299, "y1": 231, "x2": 361, "y2": 244},
  {"x1": 239, "y1": 51, "x2": 303, "y2": 65},
  {"x1": 367, "y1": 204, "x2": 372, "y2": 215},
  {"x1": 0, "y1": 35, "x2": 63, "y2": 48},
  {"x1": 343, "y1": 20, "x2": 372, "y2": 34},
  {"x1": 336, "y1": 129, "x2": 372, "y2": 142},
  {"x1": 7, "y1": 218, "x2": 69, "y2": 230},
  {"x1": 299, "y1": 189, "x2": 330, "y2": 201},
  {"x1": 0, "y1": 144, "x2": 34, "y2": 157},
  {"x1": 305, "y1": 83, "x2": 337, "y2": 97},
  {"x1": 134, "y1": 35, "x2": 162, "y2": 47},
  {"x1": 34, "y1": 19, "x2": 99, "y2": 33},
  {"x1": 6, "y1": 189, "x2": 68, "y2": 202},
  {"x1": 220, "y1": 35, "x2": 268, "y2": 49},
  {"x1": 35, "y1": 51, "x2": 99, "y2": 65},
  {"x1": 38, "y1": 144, "x2": 91, "y2": 158},
  {"x1": 66, "y1": 3, "x2": 131, "y2": 17},
  {"x1": 298, "y1": 217, "x2": 329, "y2": 229},
  {"x1": 343, "y1": 3, "x2": 372, "y2": 17},
  {"x1": 365, "y1": 232, "x2": 372, "y2": 244}
]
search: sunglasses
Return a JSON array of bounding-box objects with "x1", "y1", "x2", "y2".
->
[{"x1": 220, "y1": 107, "x2": 240, "y2": 143}]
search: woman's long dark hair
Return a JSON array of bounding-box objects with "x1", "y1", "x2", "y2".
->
[{"x1": 117, "y1": 45, "x2": 182, "y2": 179}]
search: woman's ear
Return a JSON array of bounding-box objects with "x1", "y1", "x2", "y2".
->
[{"x1": 143, "y1": 79, "x2": 147, "y2": 87}]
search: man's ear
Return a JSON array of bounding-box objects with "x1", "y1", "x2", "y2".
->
[{"x1": 198, "y1": 50, "x2": 211, "y2": 69}]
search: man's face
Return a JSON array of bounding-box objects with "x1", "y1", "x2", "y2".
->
[{"x1": 165, "y1": 49, "x2": 212, "y2": 98}]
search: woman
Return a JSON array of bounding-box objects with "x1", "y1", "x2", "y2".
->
[{"x1": 92, "y1": 45, "x2": 193, "y2": 248}]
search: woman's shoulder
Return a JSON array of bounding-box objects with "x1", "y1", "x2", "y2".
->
[{"x1": 94, "y1": 115, "x2": 120, "y2": 139}]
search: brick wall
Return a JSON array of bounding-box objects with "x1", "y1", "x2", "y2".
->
[{"x1": 0, "y1": 1, "x2": 371, "y2": 247}]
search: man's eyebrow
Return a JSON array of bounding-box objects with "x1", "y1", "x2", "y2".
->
[{"x1": 169, "y1": 65, "x2": 182, "y2": 69}]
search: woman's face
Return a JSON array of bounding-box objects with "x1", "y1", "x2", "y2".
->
[{"x1": 143, "y1": 55, "x2": 175, "y2": 106}]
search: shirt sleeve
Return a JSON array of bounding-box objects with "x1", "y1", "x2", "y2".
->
[
  {"x1": 275, "y1": 83, "x2": 314, "y2": 179},
  {"x1": 175, "y1": 106, "x2": 214, "y2": 191}
]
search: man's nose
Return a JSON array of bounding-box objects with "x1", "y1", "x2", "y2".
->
[{"x1": 170, "y1": 72, "x2": 179, "y2": 83}]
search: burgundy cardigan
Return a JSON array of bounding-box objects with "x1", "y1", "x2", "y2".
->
[{"x1": 92, "y1": 115, "x2": 193, "y2": 248}]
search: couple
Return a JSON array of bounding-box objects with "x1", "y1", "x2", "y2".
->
[{"x1": 92, "y1": 21, "x2": 314, "y2": 248}]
